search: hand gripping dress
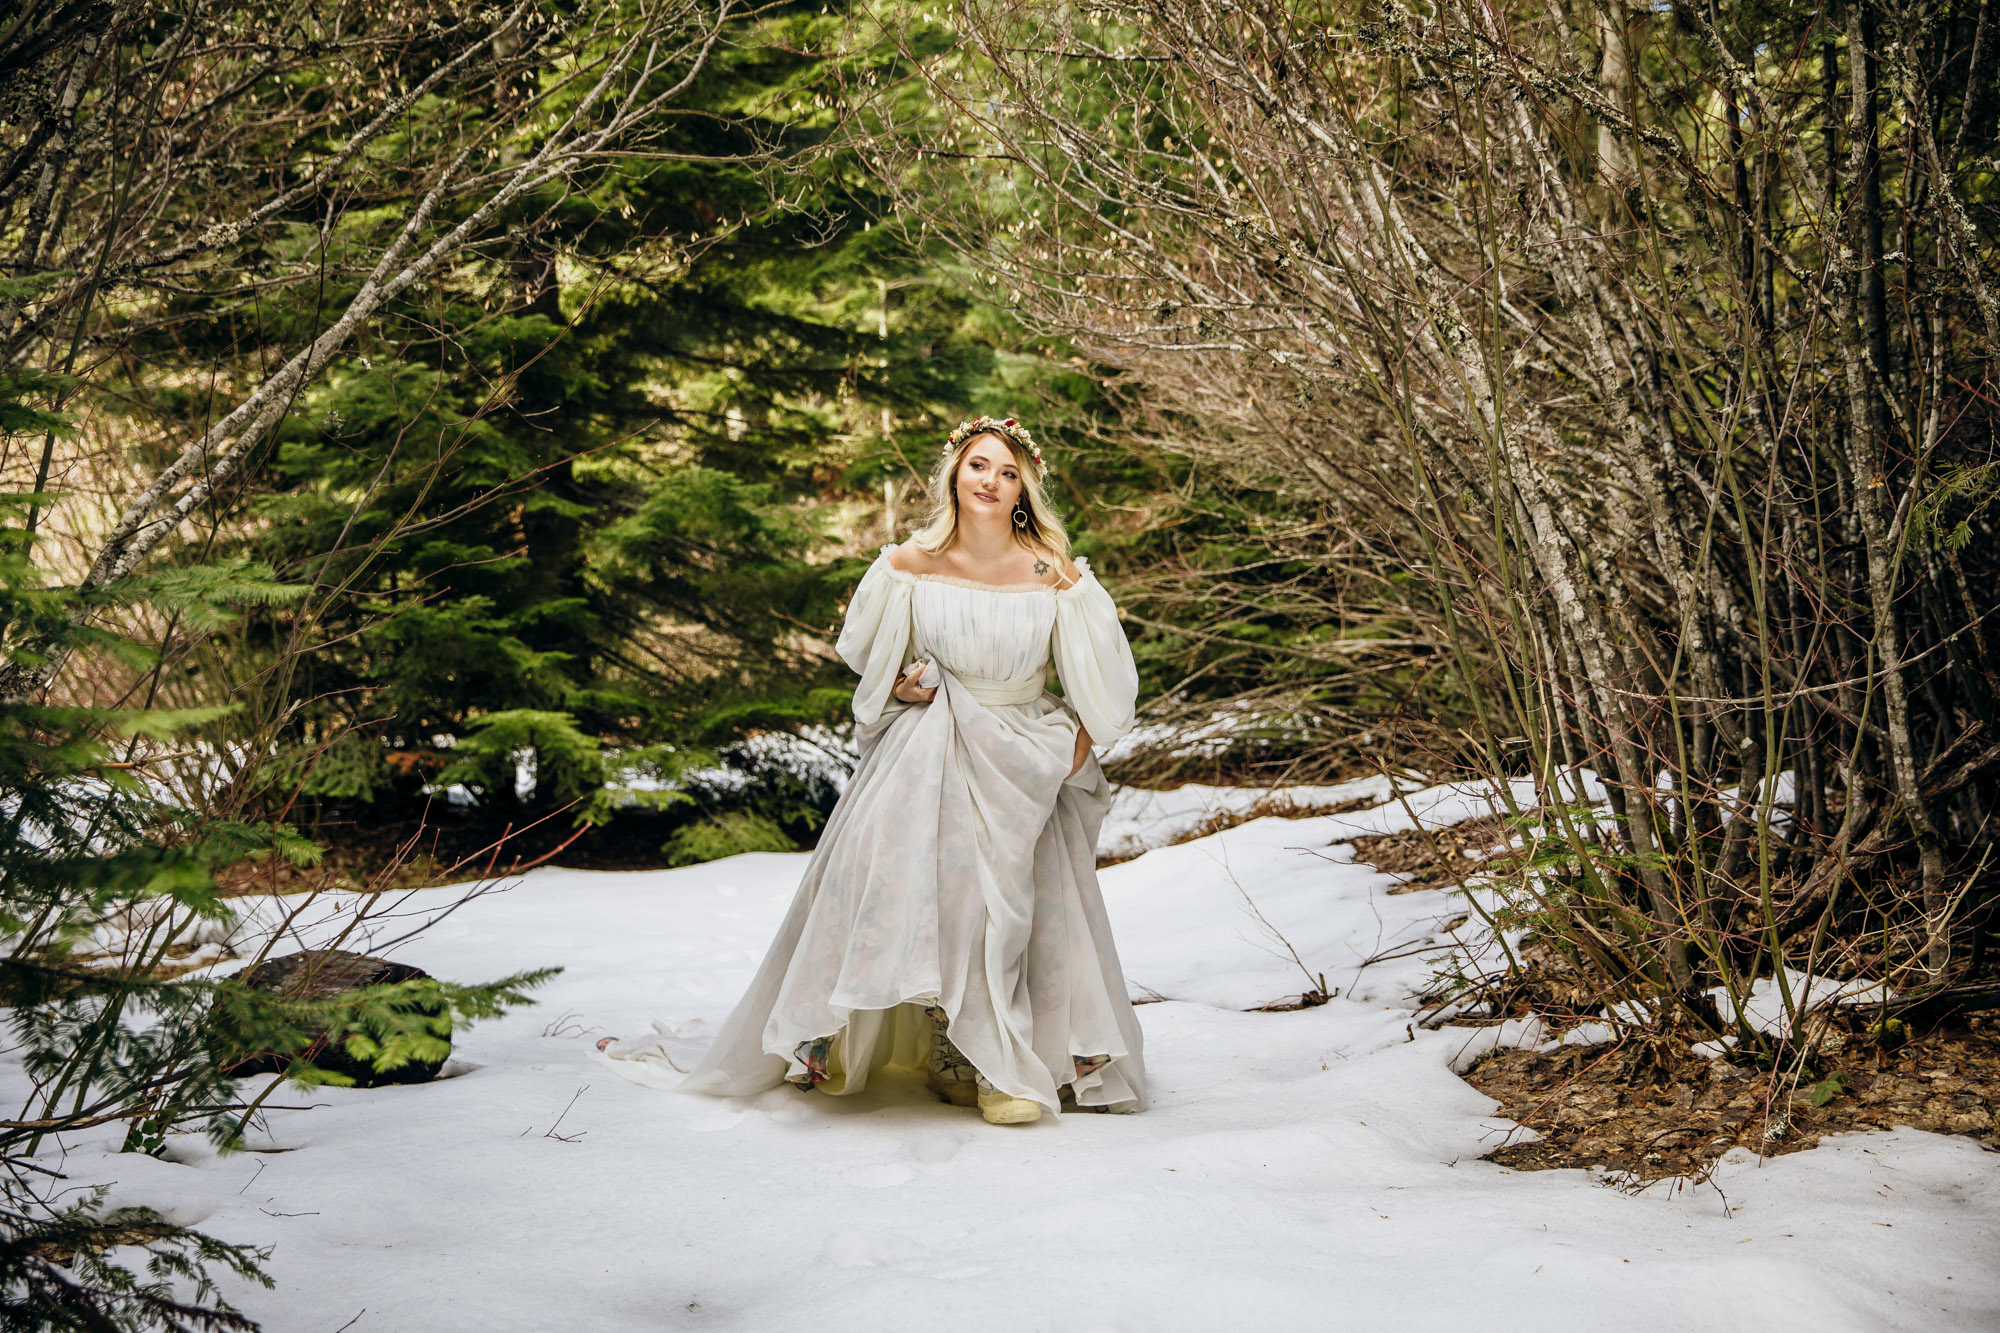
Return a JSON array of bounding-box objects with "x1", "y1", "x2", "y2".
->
[{"x1": 680, "y1": 544, "x2": 1148, "y2": 1115}]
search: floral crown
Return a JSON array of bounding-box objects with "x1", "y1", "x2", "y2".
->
[{"x1": 944, "y1": 415, "x2": 1046, "y2": 471}]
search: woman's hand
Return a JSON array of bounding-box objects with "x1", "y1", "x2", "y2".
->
[
  {"x1": 1067, "y1": 724, "x2": 1094, "y2": 778},
  {"x1": 893, "y1": 664, "x2": 937, "y2": 704}
]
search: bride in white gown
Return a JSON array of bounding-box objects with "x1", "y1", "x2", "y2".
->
[{"x1": 679, "y1": 416, "x2": 1147, "y2": 1124}]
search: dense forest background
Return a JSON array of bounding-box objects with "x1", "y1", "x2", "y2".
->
[
  {"x1": 2, "y1": 0, "x2": 1995, "y2": 1324},
  {"x1": 4, "y1": 0, "x2": 1359, "y2": 886}
]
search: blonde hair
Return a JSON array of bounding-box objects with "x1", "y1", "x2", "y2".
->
[{"x1": 907, "y1": 426, "x2": 1071, "y2": 560}]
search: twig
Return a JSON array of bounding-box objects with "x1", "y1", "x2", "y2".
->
[{"x1": 538, "y1": 1085, "x2": 590, "y2": 1143}]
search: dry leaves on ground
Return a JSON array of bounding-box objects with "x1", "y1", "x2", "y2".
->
[
  {"x1": 1341, "y1": 815, "x2": 1515, "y2": 893},
  {"x1": 1466, "y1": 1017, "x2": 2000, "y2": 1182}
]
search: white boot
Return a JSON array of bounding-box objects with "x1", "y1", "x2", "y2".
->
[{"x1": 975, "y1": 1074, "x2": 1041, "y2": 1125}]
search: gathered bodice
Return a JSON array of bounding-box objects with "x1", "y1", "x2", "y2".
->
[
  {"x1": 835, "y1": 543, "x2": 1141, "y2": 743},
  {"x1": 905, "y1": 575, "x2": 1059, "y2": 684}
]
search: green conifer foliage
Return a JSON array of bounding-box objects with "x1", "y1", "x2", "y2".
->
[
  {"x1": 0, "y1": 500, "x2": 554, "y2": 1328},
  {"x1": 154, "y1": 3, "x2": 1007, "y2": 842}
]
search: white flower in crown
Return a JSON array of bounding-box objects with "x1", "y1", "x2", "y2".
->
[{"x1": 944, "y1": 415, "x2": 1047, "y2": 472}]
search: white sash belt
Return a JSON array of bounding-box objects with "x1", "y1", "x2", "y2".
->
[{"x1": 953, "y1": 669, "x2": 1046, "y2": 707}]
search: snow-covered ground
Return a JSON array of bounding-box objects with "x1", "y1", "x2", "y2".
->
[
  {"x1": 1093, "y1": 772, "x2": 1404, "y2": 865},
  {"x1": 22, "y1": 784, "x2": 2000, "y2": 1332}
]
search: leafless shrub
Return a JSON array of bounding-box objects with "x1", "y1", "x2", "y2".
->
[{"x1": 843, "y1": 0, "x2": 2000, "y2": 1052}]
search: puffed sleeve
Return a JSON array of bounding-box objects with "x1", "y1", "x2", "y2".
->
[
  {"x1": 1051, "y1": 557, "x2": 1139, "y2": 744},
  {"x1": 835, "y1": 546, "x2": 915, "y2": 726}
]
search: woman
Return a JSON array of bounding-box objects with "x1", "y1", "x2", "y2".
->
[{"x1": 679, "y1": 416, "x2": 1147, "y2": 1125}]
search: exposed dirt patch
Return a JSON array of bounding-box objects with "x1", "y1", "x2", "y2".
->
[
  {"x1": 1461, "y1": 937, "x2": 1608, "y2": 1020},
  {"x1": 1342, "y1": 814, "x2": 1515, "y2": 892},
  {"x1": 29, "y1": 1218, "x2": 181, "y2": 1263},
  {"x1": 1249, "y1": 982, "x2": 1335, "y2": 1012},
  {"x1": 1095, "y1": 791, "x2": 1381, "y2": 869},
  {"x1": 1464, "y1": 1016, "x2": 2000, "y2": 1181},
  {"x1": 213, "y1": 806, "x2": 720, "y2": 897}
]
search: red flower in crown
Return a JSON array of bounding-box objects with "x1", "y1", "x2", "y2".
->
[{"x1": 944, "y1": 415, "x2": 1046, "y2": 471}]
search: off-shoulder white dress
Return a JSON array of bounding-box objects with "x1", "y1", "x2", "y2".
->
[{"x1": 679, "y1": 543, "x2": 1148, "y2": 1114}]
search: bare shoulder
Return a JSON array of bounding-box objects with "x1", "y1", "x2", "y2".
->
[
  {"x1": 888, "y1": 543, "x2": 939, "y2": 575},
  {"x1": 1035, "y1": 548, "x2": 1082, "y2": 590}
]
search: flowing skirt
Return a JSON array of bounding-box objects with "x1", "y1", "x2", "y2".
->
[{"x1": 678, "y1": 669, "x2": 1148, "y2": 1114}]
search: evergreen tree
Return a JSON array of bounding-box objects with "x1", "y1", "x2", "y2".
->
[
  {"x1": 0, "y1": 496, "x2": 554, "y2": 1328},
  {"x1": 156, "y1": 3, "x2": 1011, "y2": 853}
]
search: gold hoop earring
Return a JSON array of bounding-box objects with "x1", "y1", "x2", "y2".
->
[{"x1": 1012, "y1": 505, "x2": 1029, "y2": 528}]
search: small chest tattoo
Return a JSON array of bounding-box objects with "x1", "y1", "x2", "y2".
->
[{"x1": 1033, "y1": 557, "x2": 1050, "y2": 576}]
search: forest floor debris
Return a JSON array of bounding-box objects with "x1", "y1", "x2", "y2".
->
[
  {"x1": 1095, "y1": 776, "x2": 1390, "y2": 867},
  {"x1": 1341, "y1": 813, "x2": 1518, "y2": 892},
  {"x1": 1468, "y1": 1018, "x2": 2000, "y2": 1182}
]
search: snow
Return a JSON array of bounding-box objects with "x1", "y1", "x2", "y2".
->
[
  {"x1": 1095, "y1": 772, "x2": 1399, "y2": 864},
  {"x1": 15, "y1": 781, "x2": 2000, "y2": 1332},
  {"x1": 1710, "y1": 967, "x2": 1897, "y2": 1037}
]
